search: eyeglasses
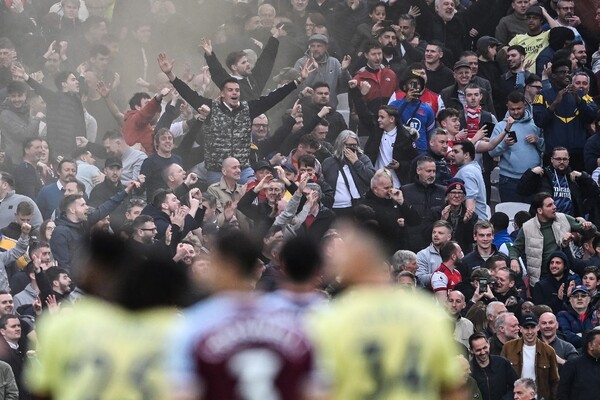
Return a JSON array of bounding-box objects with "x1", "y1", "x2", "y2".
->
[
  {"x1": 345, "y1": 143, "x2": 358, "y2": 149},
  {"x1": 552, "y1": 157, "x2": 570, "y2": 162},
  {"x1": 252, "y1": 124, "x2": 268, "y2": 129}
]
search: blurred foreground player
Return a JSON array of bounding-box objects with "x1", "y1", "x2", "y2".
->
[
  {"x1": 307, "y1": 224, "x2": 465, "y2": 400},
  {"x1": 168, "y1": 230, "x2": 315, "y2": 400},
  {"x1": 25, "y1": 233, "x2": 190, "y2": 399}
]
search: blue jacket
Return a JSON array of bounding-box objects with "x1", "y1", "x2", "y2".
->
[
  {"x1": 488, "y1": 108, "x2": 544, "y2": 179},
  {"x1": 533, "y1": 86, "x2": 597, "y2": 154},
  {"x1": 557, "y1": 304, "x2": 598, "y2": 349}
]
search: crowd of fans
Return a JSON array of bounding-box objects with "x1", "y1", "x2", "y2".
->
[{"x1": 0, "y1": 0, "x2": 598, "y2": 398}]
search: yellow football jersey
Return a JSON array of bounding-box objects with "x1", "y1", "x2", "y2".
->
[
  {"x1": 25, "y1": 298, "x2": 177, "y2": 400},
  {"x1": 307, "y1": 287, "x2": 461, "y2": 400}
]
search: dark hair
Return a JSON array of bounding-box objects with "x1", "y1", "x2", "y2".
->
[
  {"x1": 54, "y1": 70, "x2": 76, "y2": 91},
  {"x1": 298, "y1": 154, "x2": 317, "y2": 168},
  {"x1": 0, "y1": 314, "x2": 18, "y2": 330},
  {"x1": 225, "y1": 51, "x2": 247, "y2": 70},
  {"x1": 368, "y1": 1, "x2": 387, "y2": 14},
  {"x1": 6, "y1": 81, "x2": 28, "y2": 95},
  {"x1": 22, "y1": 137, "x2": 41, "y2": 156},
  {"x1": 39, "y1": 220, "x2": 54, "y2": 242},
  {"x1": 83, "y1": 15, "x2": 107, "y2": 32},
  {"x1": 454, "y1": 140, "x2": 476, "y2": 160},
  {"x1": 464, "y1": 83, "x2": 481, "y2": 93},
  {"x1": 132, "y1": 215, "x2": 154, "y2": 230},
  {"x1": 468, "y1": 332, "x2": 489, "y2": 349},
  {"x1": 311, "y1": 81, "x2": 330, "y2": 91},
  {"x1": 218, "y1": 77, "x2": 240, "y2": 90},
  {"x1": 307, "y1": 13, "x2": 326, "y2": 27},
  {"x1": 497, "y1": 267, "x2": 516, "y2": 283},
  {"x1": 28, "y1": 240, "x2": 50, "y2": 259},
  {"x1": 440, "y1": 240, "x2": 459, "y2": 262},
  {"x1": 551, "y1": 146, "x2": 569, "y2": 157},
  {"x1": 58, "y1": 158, "x2": 76, "y2": 173},
  {"x1": 507, "y1": 91, "x2": 526, "y2": 104},
  {"x1": 551, "y1": 58, "x2": 572, "y2": 73},
  {"x1": 16, "y1": 201, "x2": 33, "y2": 216},
  {"x1": 0, "y1": 172, "x2": 14, "y2": 188},
  {"x1": 60, "y1": 194, "x2": 84, "y2": 213},
  {"x1": 364, "y1": 40, "x2": 382, "y2": 54},
  {"x1": 436, "y1": 107, "x2": 459, "y2": 124},
  {"x1": 490, "y1": 212, "x2": 509, "y2": 231},
  {"x1": 507, "y1": 45, "x2": 526, "y2": 56},
  {"x1": 379, "y1": 105, "x2": 399, "y2": 122},
  {"x1": 46, "y1": 266, "x2": 69, "y2": 284},
  {"x1": 151, "y1": 189, "x2": 174, "y2": 208},
  {"x1": 128, "y1": 92, "x2": 151, "y2": 110},
  {"x1": 584, "y1": 330, "x2": 600, "y2": 353},
  {"x1": 298, "y1": 134, "x2": 320, "y2": 150},
  {"x1": 280, "y1": 236, "x2": 323, "y2": 283},
  {"x1": 513, "y1": 210, "x2": 531, "y2": 228},
  {"x1": 214, "y1": 230, "x2": 262, "y2": 279},
  {"x1": 89, "y1": 43, "x2": 111, "y2": 59},
  {"x1": 485, "y1": 254, "x2": 507, "y2": 270},
  {"x1": 531, "y1": 192, "x2": 552, "y2": 212},
  {"x1": 525, "y1": 74, "x2": 542, "y2": 86}
]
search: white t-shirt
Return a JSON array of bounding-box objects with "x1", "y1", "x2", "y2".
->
[
  {"x1": 375, "y1": 128, "x2": 400, "y2": 188},
  {"x1": 521, "y1": 343, "x2": 536, "y2": 380}
]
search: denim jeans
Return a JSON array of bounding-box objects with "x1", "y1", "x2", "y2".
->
[{"x1": 499, "y1": 175, "x2": 530, "y2": 203}]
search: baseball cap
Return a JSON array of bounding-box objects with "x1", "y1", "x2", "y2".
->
[
  {"x1": 571, "y1": 285, "x2": 590, "y2": 296},
  {"x1": 254, "y1": 160, "x2": 273, "y2": 173},
  {"x1": 281, "y1": 163, "x2": 298, "y2": 174},
  {"x1": 476, "y1": 36, "x2": 503, "y2": 51},
  {"x1": 519, "y1": 314, "x2": 538, "y2": 327},
  {"x1": 105, "y1": 157, "x2": 123, "y2": 168},
  {"x1": 453, "y1": 60, "x2": 471, "y2": 71},
  {"x1": 525, "y1": 5, "x2": 543, "y2": 17}
]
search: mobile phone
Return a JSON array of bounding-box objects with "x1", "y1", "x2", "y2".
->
[
  {"x1": 381, "y1": 20, "x2": 394, "y2": 27},
  {"x1": 409, "y1": 81, "x2": 418, "y2": 90},
  {"x1": 478, "y1": 279, "x2": 488, "y2": 294},
  {"x1": 482, "y1": 122, "x2": 495, "y2": 137},
  {"x1": 508, "y1": 131, "x2": 518, "y2": 142}
]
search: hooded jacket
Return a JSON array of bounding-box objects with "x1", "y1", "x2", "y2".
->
[
  {"x1": 488, "y1": 108, "x2": 545, "y2": 179},
  {"x1": 294, "y1": 50, "x2": 351, "y2": 108},
  {"x1": 532, "y1": 250, "x2": 582, "y2": 314},
  {"x1": 517, "y1": 165, "x2": 598, "y2": 217},
  {"x1": 0, "y1": 100, "x2": 40, "y2": 165}
]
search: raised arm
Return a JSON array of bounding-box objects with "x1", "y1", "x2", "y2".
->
[{"x1": 158, "y1": 53, "x2": 211, "y2": 111}]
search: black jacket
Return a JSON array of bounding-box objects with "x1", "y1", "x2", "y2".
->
[
  {"x1": 350, "y1": 87, "x2": 419, "y2": 185},
  {"x1": 439, "y1": 82, "x2": 496, "y2": 116},
  {"x1": 401, "y1": 181, "x2": 446, "y2": 252},
  {"x1": 517, "y1": 166, "x2": 598, "y2": 218},
  {"x1": 558, "y1": 352, "x2": 600, "y2": 400},
  {"x1": 470, "y1": 355, "x2": 518, "y2": 400},
  {"x1": 360, "y1": 189, "x2": 421, "y2": 255}
]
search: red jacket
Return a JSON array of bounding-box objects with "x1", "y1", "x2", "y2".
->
[
  {"x1": 353, "y1": 66, "x2": 398, "y2": 102},
  {"x1": 122, "y1": 97, "x2": 161, "y2": 154}
]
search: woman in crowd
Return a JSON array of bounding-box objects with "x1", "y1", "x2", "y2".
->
[{"x1": 321, "y1": 130, "x2": 375, "y2": 218}]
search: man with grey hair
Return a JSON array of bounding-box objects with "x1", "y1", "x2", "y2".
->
[
  {"x1": 491, "y1": 312, "x2": 519, "y2": 355},
  {"x1": 293, "y1": 182, "x2": 335, "y2": 240},
  {"x1": 391, "y1": 250, "x2": 417, "y2": 276},
  {"x1": 361, "y1": 168, "x2": 420, "y2": 255},
  {"x1": 430, "y1": 0, "x2": 465, "y2": 66},
  {"x1": 485, "y1": 301, "x2": 508, "y2": 338},
  {"x1": 513, "y1": 378, "x2": 537, "y2": 400}
]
